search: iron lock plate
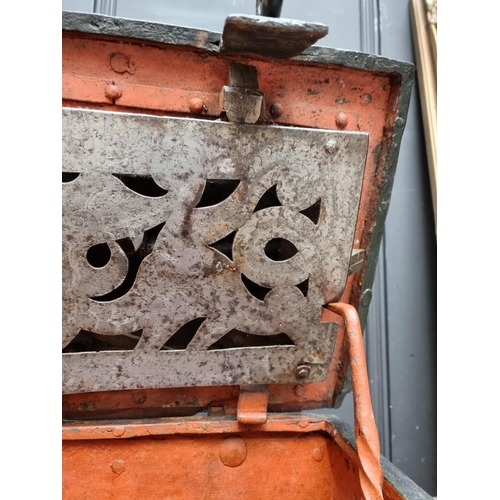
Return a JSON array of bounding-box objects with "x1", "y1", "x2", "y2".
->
[{"x1": 62, "y1": 108, "x2": 368, "y2": 393}]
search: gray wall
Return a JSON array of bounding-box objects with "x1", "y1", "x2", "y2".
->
[
  {"x1": 376, "y1": 2, "x2": 437, "y2": 494},
  {"x1": 62, "y1": 1, "x2": 437, "y2": 495}
]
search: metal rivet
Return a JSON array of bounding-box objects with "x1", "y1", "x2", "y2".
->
[
  {"x1": 112, "y1": 426, "x2": 125, "y2": 437},
  {"x1": 294, "y1": 384, "x2": 305, "y2": 396},
  {"x1": 78, "y1": 402, "x2": 95, "y2": 411},
  {"x1": 296, "y1": 364, "x2": 311, "y2": 378},
  {"x1": 364, "y1": 93, "x2": 372, "y2": 102},
  {"x1": 219, "y1": 437, "x2": 247, "y2": 467},
  {"x1": 189, "y1": 98, "x2": 205, "y2": 114},
  {"x1": 132, "y1": 392, "x2": 147, "y2": 405},
  {"x1": 325, "y1": 140, "x2": 337, "y2": 154},
  {"x1": 104, "y1": 84, "x2": 122, "y2": 100},
  {"x1": 110, "y1": 459, "x2": 125, "y2": 475},
  {"x1": 335, "y1": 112, "x2": 348, "y2": 129},
  {"x1": 312, "y1": 447, "x2": 324, "y2": 462},
  {"x1": 270, "y1": 103, "x2": 283, "y2": 119}
]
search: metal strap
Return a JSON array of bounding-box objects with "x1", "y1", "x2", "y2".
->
[{"x1": 326, "y1": 302, "x2": 384, "y2": 500}]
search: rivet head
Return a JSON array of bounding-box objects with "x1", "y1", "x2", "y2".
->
[
  {"x1": 270, "y1": 103, "x2": 283, "y2": 119},
  {"x1": 325, "y1": 140, "x2": 337, "y2": 154},
  {"x1": 219, "y1": 437, "x2": 247, "y2": 467},
  {"x1": 312, "y1": 447, "x2": 324, "y2": 462},
  {"x1": 110, "y1": 459, "x2": 125, "y2": 475},
  {"x1": 335, "y1": 112, "x2": 348, "y2": 129},
  {"x1": 112, "y1": 426, "x2": 125, "y2": 437},
  {"x1": 189, "y1": 98, "x2": 205, "y2": 114},
  {"x1": 294, "y1": 384, "x2": 305, "y2": 397},
  {"x1": 296, "y1": 364, "x2": 311, "y2": 378},
  {"x1": 104, "y1": 84, "x2": 122, "y2": 100},
  {"x1": 132, "y1": 392, "x2": 147, "y2": 405}
]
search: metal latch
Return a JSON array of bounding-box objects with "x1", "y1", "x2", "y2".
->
[
  {"x1": 220, "y1": 1, "x2": 328, "y2": 124},
  {"x1": 237, "y1": 385, "x2": 270, "y2": 424}
]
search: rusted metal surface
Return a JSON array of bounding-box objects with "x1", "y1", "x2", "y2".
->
[
  {"x1": 326, "y1": 302, "x2": 383, "y2": 500},
  {"x1": 220, "y1": 14, "x2": 328, "y2": 59},
  {"x1": 62, "y1": 12, "x2": 414, "y2": 411},
  {"x1": 62, "y1": 414, "x2": 432, "y2": 500},
  {"x1": 62, "y1": 108, "x2": 368, "y2": 393}
]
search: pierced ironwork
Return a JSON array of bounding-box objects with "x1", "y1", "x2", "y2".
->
[{"x1": 62, "y1": 109, "x2": 368, "y2": 393}]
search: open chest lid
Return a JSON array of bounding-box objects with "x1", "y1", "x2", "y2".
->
[{"x1": 62, "y1": 11, "x2": 414, "y2": 418}]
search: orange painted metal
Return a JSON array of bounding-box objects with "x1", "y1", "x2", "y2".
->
[
  {"x1": 62, "y1": 415, "x2": 402, "y2": 500},
  {"x1": 236, "y1": 386, "x2": 270, "y2": 424},
  {"x1": 63, "y1": 420, "x2": 344, "y2": 499},
  {"x1": 61, "y1": 301, "x2": 385, "y2": 498},
  {"x1": 62, "y1": 29, "x2": 402, "y2": 415},
  {"x1": 326, "y1": 302, "x2": 383, "y2": 500}
]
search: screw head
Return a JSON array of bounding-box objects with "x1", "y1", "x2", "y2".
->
[{"x1": 296, "y1": 364, "x2": 311, "y2": 378}]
